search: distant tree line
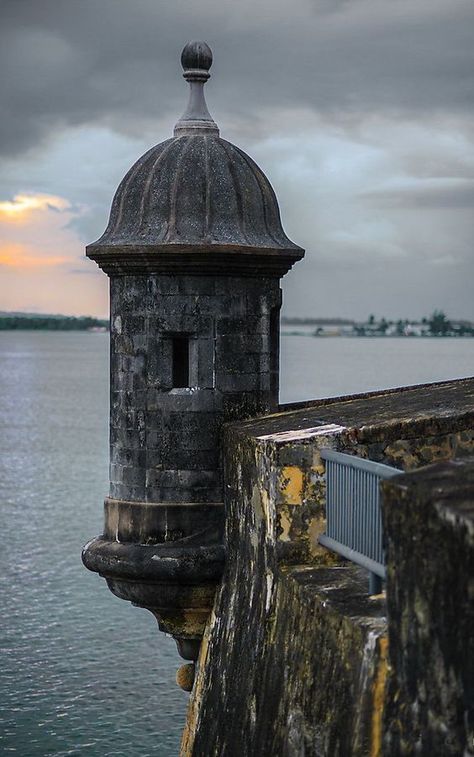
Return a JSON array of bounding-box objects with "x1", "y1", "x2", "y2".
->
[
  {"x1": 0, "y1": 315, "x2": 108, "y2": 331},
  {"x1": 427, "y1": 310, "x2": 452, "y2": 336},
  {"x1": 281, "y1": 317, "x2": 355, "y2": 326},
  {"x1": 354, "y1": 311, "x2": 473, "y2": 337}
]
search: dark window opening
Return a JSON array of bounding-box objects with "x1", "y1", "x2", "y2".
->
[{"x1": 172, "y1": 336, "x2": 190, "y2": 387}]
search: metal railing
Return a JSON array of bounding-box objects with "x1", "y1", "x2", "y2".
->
[{"x1": 319, "y1": 449, "x2": 399, "y2": 594}]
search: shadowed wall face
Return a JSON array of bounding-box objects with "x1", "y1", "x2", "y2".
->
[
  {"x1": 108, "y1": 274, "x2": 281, "y2": 511},
  {"x1": 382, "y1": 459, "x2": 474, "y2": 755}
]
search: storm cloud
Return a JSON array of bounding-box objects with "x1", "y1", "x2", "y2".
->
[
  {"x1": 2, "y1": 0, "x2": 474, "y2": 154},
  {"x1": 1, "y1": 0, "x2": 473, "y2": 319}
]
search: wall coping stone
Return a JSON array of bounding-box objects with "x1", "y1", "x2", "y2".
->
[{"x1": 227, "y1": 376, "x2": 474, "y2": 443}]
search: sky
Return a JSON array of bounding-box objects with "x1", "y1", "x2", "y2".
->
[{"x1": 1, "y1": 0, "x2": 473, "y2": 320}]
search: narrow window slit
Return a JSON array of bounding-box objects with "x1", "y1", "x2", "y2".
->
[{"x1": 172, "y1": 336, "x2": 190, "y2": 387}]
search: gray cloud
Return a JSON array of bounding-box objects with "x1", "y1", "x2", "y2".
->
[
  {"x1": 1, "y1": 0, "x2": 474, "y2": 156},
  {"x1": 361, "y1": 181, "x2": 474, "y2": 209},
  {"x1": 1, "y1": 0, "x2": 473, "y2": 321}
]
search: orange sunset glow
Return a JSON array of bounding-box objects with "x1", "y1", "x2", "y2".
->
[
  {"x1": 0, "y1": 193, "x2": 70, "y2": 222},
  {"x1": 0, "y1": 191, "x2": 108, "y2": 316},
  {"x1": 0, "y1": 243, "x2": 68, "y2": 268}
]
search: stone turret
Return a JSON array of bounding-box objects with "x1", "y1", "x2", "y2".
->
[{"x1": 82, "y1": 42, "x2": 304, "y2": 665}]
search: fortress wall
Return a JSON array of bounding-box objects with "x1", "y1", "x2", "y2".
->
[{"x1": 181, "y1": 378, "x2": 474, "y2": 756}]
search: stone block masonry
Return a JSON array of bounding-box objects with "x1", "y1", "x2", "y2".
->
[
  {"x1": 224, "y1": 377, "x2": 474, "y2": 568},
  {"x1": 182, "y1": 377, "x2": 474, "y2": 756},
  {"x1": 109, "y1": 274, "x2": 281, "y2": 506}
]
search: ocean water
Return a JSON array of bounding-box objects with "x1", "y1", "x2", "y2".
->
[
  {"x1": 1, "y1": 331, "x2": 473, "y2": 756},
  {"x1": 0, "y1": 333, "x2": 186, "y2": 757},
  {"x1": 280, "y1": 334, "x2": 474, "y2": 402}
]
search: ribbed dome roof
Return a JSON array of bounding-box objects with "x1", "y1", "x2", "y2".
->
[
  {"x1": 87, "y1": 42, "x2": 304, "y2": 276},
  {"x1": 93, "y1": 135, "x2": 300, "y2": 250}
]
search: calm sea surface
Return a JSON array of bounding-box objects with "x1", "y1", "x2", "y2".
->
[{"x1": 1, "y1": 331, "x2": 473, "y2": 756}]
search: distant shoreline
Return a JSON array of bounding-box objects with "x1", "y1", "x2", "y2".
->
[
  {"x1": 0, "y1": 314, "x2": 108, "y2": 331},
  {"x1": 281, "y1": 312, "x2": 474, "y2": 338},
  {"x1": 1, "y1": 312, "x2": 472, "y2": 337},
  {"x1": 282, "y1": 331, "x2": 474, "y2": 339},
  {"x1": 1, "y1": 328, "x2": 471, "y2": 338}
]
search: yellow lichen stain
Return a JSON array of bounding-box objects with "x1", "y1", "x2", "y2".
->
[
  {"x1": 370, "y1": 635, "x2": 389, "y2": 757},
  {"x1": 307, "y1": 516, "x2": 326, "y2": 557},
  {"x1": 278, "y1": 508, "x2": 292, "y2": 541},
  {"x1": 305, "y1": 516, "x2": 342, "y2": 565},
  {"x1": 280, "y1": 466, "x2": 304, "y2": 505}
]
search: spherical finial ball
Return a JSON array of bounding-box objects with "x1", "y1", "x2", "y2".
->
[
  {"x1": 176, "y1": 663, "x2": 195, "y2": 692},
  {"x1": 181, "y1": 41, "x2": 213, "y2": 72}
]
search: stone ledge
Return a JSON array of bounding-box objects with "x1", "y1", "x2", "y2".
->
[{"x1": 231, "y1": 376, "x2": 474, "y2": 441}]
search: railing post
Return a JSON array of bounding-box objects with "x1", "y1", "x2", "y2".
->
[{"x1": 369, "y1": 572, "x2": 383, "y2": 595}]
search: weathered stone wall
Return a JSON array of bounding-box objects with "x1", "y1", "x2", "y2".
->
[
  {"x1": 182, "y1": 378, "x2": 474, "y2": 756},
  {"x1": 229, "y1": 378, "x2": 474, "y2": 567},
  {"x1": 382, "y1": 458, "x2": 474, "y2": 756},
  {"x1": 107, "y1": 274, "x2": 280, "y2": 544}
]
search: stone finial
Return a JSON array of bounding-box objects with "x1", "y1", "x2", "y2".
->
[
  {"x1": 181, "y1": 40, "x2": 213, "y2": 80},
  {"x1": 174, "y1": 41, "x2": 219, "y2": 136}
]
